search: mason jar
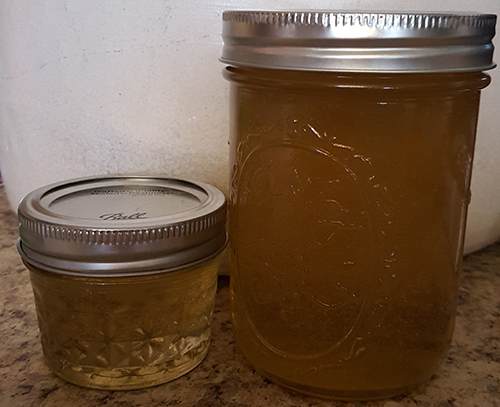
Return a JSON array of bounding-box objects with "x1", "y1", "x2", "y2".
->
[
  {"x1": 221, "y1": 11, "x2": 496, "y2": 400},
  {"x1": 17, "y1": 176, "x2": 226, "y2": 390}
]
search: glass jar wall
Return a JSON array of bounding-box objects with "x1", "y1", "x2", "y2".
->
[
  {"x1": 226, "y1": 67, "x2": 491, "y2": 400},
  {"x1": 28, "y1": 258, "x2": 219, "y2": 390}
]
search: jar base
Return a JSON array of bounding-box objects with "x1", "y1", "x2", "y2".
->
[
  {"x1": 257, "y1": 368, "x2": 428, "y2": 401},
  {"x1": 48, "y1": 347, "x2": 209, "y2": 391}
]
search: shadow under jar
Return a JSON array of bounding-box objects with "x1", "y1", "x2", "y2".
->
[
  {"x1": 221, "y1": 11, "x2": 496, "y2": 400},
  {"x1": 17, "y1": 176, "x2": 226, "y2": 390}
]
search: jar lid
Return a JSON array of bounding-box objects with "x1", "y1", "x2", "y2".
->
[
  {"x1": 221, "y1": 11, "x2": 497, "y2": 73},
  {"x1": 17, "y1": 176, "x2": 226, "y2": 277}
]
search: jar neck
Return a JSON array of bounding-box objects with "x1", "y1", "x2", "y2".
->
[{"x1": 224, "y1": 67, "x2": 491, "y2": 93}]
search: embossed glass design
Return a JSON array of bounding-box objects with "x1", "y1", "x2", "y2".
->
[
  {"x1": 226, "y1": 68, "x2": 491, "y2": 400},
  {"x1": 28, "y1": 257, "x2": 219, "y2": 390}
]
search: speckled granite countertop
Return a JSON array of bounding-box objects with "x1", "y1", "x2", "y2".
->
[{"x1": 0, "y1": 185, "x2": 499, "y2": 407}]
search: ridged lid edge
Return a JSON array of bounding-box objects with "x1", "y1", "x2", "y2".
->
[{"x1": 223, "y1": 11, "x2": 497, "y2": 31}]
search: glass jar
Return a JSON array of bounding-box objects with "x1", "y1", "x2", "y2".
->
[
  {"x1": 222, "y1": 11, "x2": 496, "y2": 400},
  {"x1": 18, "y1": 176, "x2": 226, "y2": 390}
]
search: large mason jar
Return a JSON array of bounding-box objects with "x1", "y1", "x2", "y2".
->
[{"x1": 221, "y1": 11, "x2": 496, "y2": 400}]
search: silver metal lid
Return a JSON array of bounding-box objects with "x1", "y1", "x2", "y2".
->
[
  {"x1": 17, "y1": 176, "x2": 226, "y2": 277},
  {"x1": 221, "y1": 11, "x2": 497, "y2": 73}
]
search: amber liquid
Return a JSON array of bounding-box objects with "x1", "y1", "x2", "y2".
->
[
  {"x1": 29, "y1": 258, "x2": 218, "y2": 390},
  {"x1": 226, "y1": 68, "x2": 490, "y2": 400}
]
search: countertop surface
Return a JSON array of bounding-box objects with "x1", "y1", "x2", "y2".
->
[{"x1": 0, "y1": 186, "x2": 499, "y2": 407}]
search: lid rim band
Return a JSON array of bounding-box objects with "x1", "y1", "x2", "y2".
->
[{"x1": 221, "y1": 10, "x2": 497, "y2": 73}]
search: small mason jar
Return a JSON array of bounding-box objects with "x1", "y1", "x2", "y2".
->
[
  {"x1": 17, "y1": 176, "x2": 226, "y2": 390},
  {"x1": 221, "y1": 11, "x2": 496, "y2": 400}
]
